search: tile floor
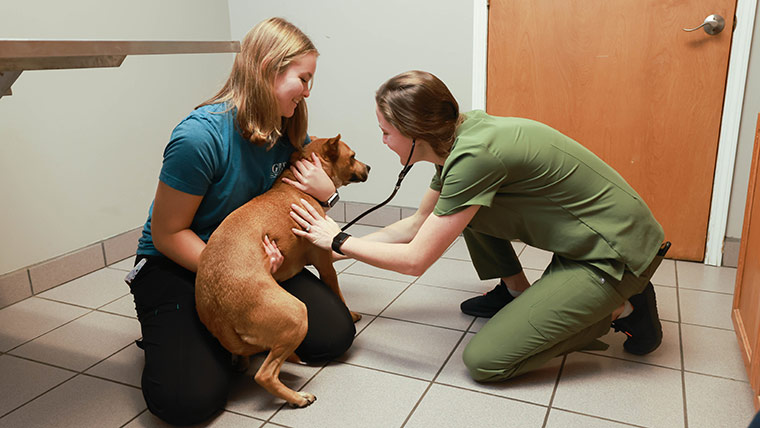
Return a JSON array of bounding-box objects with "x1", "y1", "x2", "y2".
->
[{"x1": 0, "y1": 224, "x2": 756, "y2": 428}]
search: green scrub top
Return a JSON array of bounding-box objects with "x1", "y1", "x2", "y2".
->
[{"x1": 430, "y1": 110, "x2": 664, "y2": 280}]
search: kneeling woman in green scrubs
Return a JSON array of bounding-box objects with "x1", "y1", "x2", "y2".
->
[{"x1": 290, "y1": 70, "x2": 668, "y2": 382}]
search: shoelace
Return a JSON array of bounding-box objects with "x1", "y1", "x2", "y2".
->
[{"x1": 611, "y1": 321, "x2": 633, "y2": 337}]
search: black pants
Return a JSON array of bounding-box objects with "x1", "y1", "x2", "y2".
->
[{"x1": 129, "y1": 255, "x2": 356, "y2": 426}]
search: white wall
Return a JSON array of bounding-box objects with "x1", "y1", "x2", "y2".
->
[
  {"x1": 227, "y1": 0, "x2": 474, "y2": 209},
  {"x1": 0, "y1": 0, "x2": 234, "y2": 275},
  {"x1": 728, "y1": 4, "x2": 760, "y2": 239},
  {"x1": 2, "y1": 0, "x2": 753, "y2": 276}
]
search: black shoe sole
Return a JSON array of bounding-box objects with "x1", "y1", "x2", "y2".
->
[
  {"x1": 622, "y1": 282, "x2": 663, "y2": 355},
  {"x1": 460, "y1": 307, "x2": 500, "y2": 318}
]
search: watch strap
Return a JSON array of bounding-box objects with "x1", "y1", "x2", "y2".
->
[
  {"x1": 320, "y1": 191, "x2": 340, "y2": 208},
  {"x1": 331, "y1": 232, "x2": 351, "y2": 255}
]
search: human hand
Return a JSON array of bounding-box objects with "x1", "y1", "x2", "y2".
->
[
  {"x1": 290, "y1": 198, "x2": 342, "y2": 251},
  {"x1": 262, "y1": 235, "x2": 284, "y2": 274},
  {"x1": 282, "y1": 153, "x2": 336, "y2": 202}
]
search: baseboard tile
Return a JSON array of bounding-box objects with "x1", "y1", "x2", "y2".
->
[
  {"x1": 0, "y1": 203, "x2": 417, "y2": 310},
  {"x1": 0, "y1": 268, "x2": 32, "y2": 308},
  {"x1": 103, "y1": 228, "x2": 142, "y2": 266},
  {"x1": 723, "y1": 237, "x2": 740, "y2": 268},
  {"x1": 28, "y1": 244, "x2": 105, "y2": 294},
  {"x1": 0, "y1": 227, "x2": 143, "y2": 309}
]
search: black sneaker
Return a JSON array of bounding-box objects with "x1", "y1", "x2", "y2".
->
[
  {"x1": 460, "y1": 280, "x2": 515, "y2": 317},
  {"x1": 611, "y1": 282, "x2": 663, "y2": 355}
]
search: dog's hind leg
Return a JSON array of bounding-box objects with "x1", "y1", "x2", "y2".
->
[
  {"x1": 312, "y1": 251, "x2": 361, "y2": 323},
  {"x1": 248, "y1": 298, "x2": 314, "y2": 408},
  {"x1": 254, "y1": 344, "x2": 315, "y2": 408}
]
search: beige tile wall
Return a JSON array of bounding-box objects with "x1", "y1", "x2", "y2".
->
[
  {"x1": 0, "y1": 202, "x2": 409, "y2": 309},
  {"x1": 0, "y1": 228, "x2": 142, "y2": 309}
]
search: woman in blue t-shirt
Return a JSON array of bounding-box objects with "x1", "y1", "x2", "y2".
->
[{"x1": 129, "y1": 18, "x2": 354, "y2": 426}]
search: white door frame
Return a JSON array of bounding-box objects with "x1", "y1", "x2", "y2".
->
[{"x1": 472, "y1": 0, "x2": 757, "y2": 265}]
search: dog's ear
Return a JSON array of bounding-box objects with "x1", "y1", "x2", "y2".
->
[{"x1": 323, "y1": 134, "x2": 341, "y2": 161}]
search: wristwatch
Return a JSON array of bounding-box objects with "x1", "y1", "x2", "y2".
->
[
  {"x1": 332, "y1": 232, "x2": 351, "y2": 255},
  {"x1": 320, "y1": 191, "x2": 340, "y2": 208}
]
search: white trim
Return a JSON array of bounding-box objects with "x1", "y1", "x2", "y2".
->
[
  {"x1": 471, "y1": 0, "x2": 489, "y2": 110},
  {"x1": 705, "y1": 0, "x2": 757, "y2": 266}
]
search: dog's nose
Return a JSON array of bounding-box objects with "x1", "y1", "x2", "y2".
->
[{"x1": 366, "y1": 165, "x2": 371, "y2": 173}]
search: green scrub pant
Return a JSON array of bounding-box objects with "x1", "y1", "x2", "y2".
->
[{"x1": 461, "y1": 228, "x2": 665, "y2": 382}]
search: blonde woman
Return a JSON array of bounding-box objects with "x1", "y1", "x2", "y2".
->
[
  {"x1": 129, "y1": 18, "x2": 354, "y2": 425},
  {"x1": 292, "y1": 70, "x2": 668, "y2": 384}
]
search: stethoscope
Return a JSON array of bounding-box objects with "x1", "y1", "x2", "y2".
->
[{"x1": 341, "y1": 139, "x2": 416, "y2": 232}]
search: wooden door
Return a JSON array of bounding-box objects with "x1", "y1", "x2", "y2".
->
[
  {"x1": 487, "y1": 0, "x2": 737, "y2": 261},
  {"x1": 733, "y1": 114, "x2": 760, "y2": 409}
]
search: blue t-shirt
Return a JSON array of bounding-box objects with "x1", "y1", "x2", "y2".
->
[{"x1": 137, "y1": 102, "x2": 306, "y2": 256}]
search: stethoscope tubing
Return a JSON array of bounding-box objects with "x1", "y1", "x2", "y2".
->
[{"x1": 341, "y1": 139, "x2": 416, "y2": 232}]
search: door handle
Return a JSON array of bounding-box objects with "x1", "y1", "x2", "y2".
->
[{"x1": 683, "y1": 14, "x2": 725, "y2": 35}]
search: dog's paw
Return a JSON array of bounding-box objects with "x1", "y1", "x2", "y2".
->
[
  {"x1": 289, "y1": 392, "x2": 316, "y2": 408},
  {"x1": 350, "y1": 311, "x2": 362, "y2": 323}
]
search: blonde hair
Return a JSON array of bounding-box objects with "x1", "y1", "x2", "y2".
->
[
  {"x1": 375, "y1": 70, "x2": 464, "y2": 158},
  {"x1": 199, "y1": 17, "x2": 317, "y2": 149}
]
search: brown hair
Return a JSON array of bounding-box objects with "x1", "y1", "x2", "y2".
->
[
  {"x1": 375, "y1": 70, "x2": 464, "y2": 157},
  {"x1": 198, "y1": 17, "x2": 317, "y2": 149}
]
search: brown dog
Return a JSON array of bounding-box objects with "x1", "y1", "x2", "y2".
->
[{"x1": 195, "y1": 135, "x2": 369, "y2": 408}]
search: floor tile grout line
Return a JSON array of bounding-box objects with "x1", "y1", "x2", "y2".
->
[
  {"x1": 80, "y1": 371, "x2": 142, "y2": 391},
  {"x1": 373, "y1": 314, "x2": 474, "y2": 334},
  {"x1": 335, "y1": 360, "x2": 435, "y2": 383},
  {"x1": 431, "y1": 318, "x2": 476, "y2": 382},
  {"x1": 575, "y1": 350, "x2": 683, "y2": 373},
  {"x1": 547, "y1": 407, "x2": 650, "y2": 428},
  {"x1": 677, "y1": 286, "x2": 737, "y2": 296},
  {"x1": 261, "y1": 419, "x2": 294, "y2": 428},
  {"x1": 28, "y1": 293, "x2": 139, "y2": 322},
  {"x1": 1, "y1": 252, "x2": 740, "y2": 427},
  {"x1": 1, "y1": 352, "x2": 81, "y2": 376},
  {"x1": 79, "y1": 339, "x2": 142, "y2": 376},
  {"x1": 653, "y1": 282, "x2": 678, "y2": 289},
  {"x1": 34, "y1": 295, "x2": 106, "y2": 312},
  {"x1": 1, "y1": 328, "x2": 143, "y2": 421},
  {"x1": 337, "y1": 315, "x2": 606, "y2": 427},
  {"x1": 398, "y1": 280, "x2": 494, "y2": 295},
  {"x1": 679, "y1": 321, "x2": 736, "y2": 333},
  {"x1": 95, "y1": 307, "x2": 138, "y2": 320},
  {"x1": 676, "y1": 264, "x2": 690, "y2": 428},
  {"x1": 335, "y1": 259, "x2": 357, "y2": 274},
  {"x1": 681, "y1": 369, "x2": 751, "y2": 383},
  {"x1": 399, "y1": 324, "x2": 474, "y2": 428},
  {"x1": 3, "y1": 305, "x2": 97, "y2": 354},
  {"x1": 398, "y1": 381, "x2": 434, "y2": 428},
  {"x1": 372, "y1": 275, "x2": 423, "y2": 320},
  {"x1": 93, "y1": 292, "x2": 137, "y2": 316},
  {"x1": 2, "y1": 340, "x2": 144, "y2": 414},
  {"x1": 0, "y1": 375, "x2": 75, "y2": 420},
  {"x1": 430, "y1": 379, "x2": 552, "y2": 410},
  {"x1": 352, "y1": 313, "x2": 380, "y2": 338},
  {"x1": 119, "y1": 408, "x2": 148, "y2": 428},
  {"x1": 540, "y1": 354, "x2": 567, "y2": 428},
  {"x1": 337, "y1": 270, "x2": 417, "y2": 284}
]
